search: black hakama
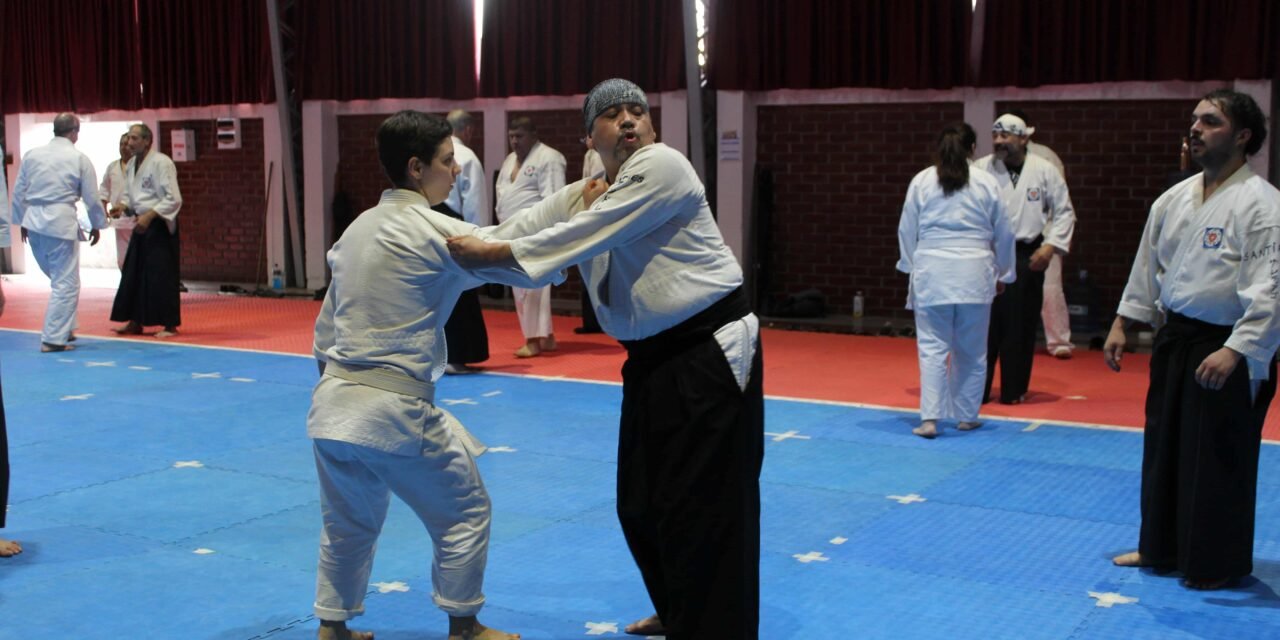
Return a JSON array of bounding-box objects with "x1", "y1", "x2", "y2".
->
[
  {"x1": 432, "y1": 203, "x2": 490, "y2": 366},
  {"x1": 985, "y1": 239, "x2": 1045, "y2": 403},
  {"x1": 110, "y1": 221, "x2": 181, "y2": 328}
]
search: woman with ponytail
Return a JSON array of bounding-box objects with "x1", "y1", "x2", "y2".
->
[{"x1": 896, "y1": 123, "x2": 1017, "y2": 439}]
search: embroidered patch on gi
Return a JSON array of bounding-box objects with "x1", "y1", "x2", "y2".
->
[
  {"x1": 142, "y1": 176, "x2": 155, "y2": 190},
  {"x1": 522, "y1": 165, "x2": 536, "y2": 176},
  {"x1": 1026, "y1": 188, "x2": 1041, "y2": 202},
  {"x1": 1202, "y1": 227, "x2": 1225, "y2": 249}
]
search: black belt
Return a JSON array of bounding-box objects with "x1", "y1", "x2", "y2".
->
[{"x1": 620, "y1": 287, "x2": 751, "y2": 364}]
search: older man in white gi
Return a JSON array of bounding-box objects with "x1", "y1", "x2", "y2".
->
[
  {"x1": 10, "y1": 113, "x2": 106, "y2": 352},
  {"x1": 1106, "y1": 89, "x2": 1280, "y2": 591},
  {"x1": 110, "y1": 123, "x2": 182, "y2": 337},
  {"x1": 449, "y1": 78, "x2": 764, "y2": 640},
  {"x1": 99, "y1": 132, "x2": 134, "y2": 269},
  {"x1": 974, "y1": 113, "x2": 1076, "y2": 404},
  {"x1": 309, "y1": 110, "x2": 519, "y2": 640},
  {"x1": 494, "y1": 117, "x2": 566, "y2": 357}
]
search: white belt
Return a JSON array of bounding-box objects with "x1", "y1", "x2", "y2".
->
[
  {"x1": 917, "y1": 237, "x2": 991, "y2": 251},
  {"x1": 324, "y1": 361, "x2": 436, "y2": 403}
]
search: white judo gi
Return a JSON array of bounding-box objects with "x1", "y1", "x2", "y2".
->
[
  {"x1": 10, "y1": 137, "x2": 107, "y2": 347},
  {"x1": 310, "y1": 188, "x2": 527, "y2": 622},
  {"x1": 1027, "y1": 141, "x2": 1073, "y2": 355},
  {"x1": 898, "y1": 166, "x2": 1016, "y2": 422},
  {"x1": 98, "y1": 158, "x2": 133, "y2": 268},
  {"x1": 441, "y1": 136, "x2": 488, "y2": 226},
  {"x1": 122, "y1": 150, "x2": 182, "y2": 233},
  {"x1": 495, "y1": 141, "x2": 566, "y2": 339},
  {"x1": 1118, "y1": 164, "x2": 1280, "y2": 387}
]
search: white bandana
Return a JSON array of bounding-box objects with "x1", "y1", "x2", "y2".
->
[{"x1": 993, "y1": 114, "x2": 1034, "y2": 137}]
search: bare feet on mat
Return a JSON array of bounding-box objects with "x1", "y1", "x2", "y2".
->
[
  {"x1": 317, "y1": 620, "x2": 373, "y2": 640},
  {"x1": 1183, "y1": 576, "x2": 1235, "y2": 590},
  {"x1": 624, "y1": 614, "x2": 665, "y2": 636},
  {"x1": 448, "y1": 616, "x2": 520, "y2": 640},
  {"x1": 957, "y1": 421, "x2": 982, "y2": 431},
  {"x1": 154, "y1": 328, "x2": 179, "y2": 338},
  {"x1": 0, "y1": 538, "x2": 22, "y2": 557},
  {"x1": 912, "y1": 420, "x2": 938, "y2": 439},
  {"x1": 1051, "y1": 347, "x2": 1073, "y2": 360},
  {"x1": 514, "y1": 341, "x2": 541, "y2": 358},
  {"x1": 40, "y1": 342, "x2": 74, "y2": 353},
  {"x1": 540, "y1": 335, "x2": 557, "y2": 352},
  {"x1": 112, "y1": 322, "x2": 143, "y2": 335},
  {"x1": 1112, "y1": 551, "x2": 1150, "y2": 567}
]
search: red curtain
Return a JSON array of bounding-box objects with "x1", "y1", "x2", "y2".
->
[
  {"x1": 136, "y1": 0, "x2": 275, "y2": 108},
  {"x1": 1, "y1": 0, "x2": 142, "y2": 113},
  {"x1": 976, "y1": 0, "x2": 1280, "y2": 87},
  {"x1": 479, "y1": 0, "x2": 685, "y2": 98},
  {"x1": 709, "y1": 0, "x2": 972, "y2": 91},
  {"x1": 297, "y1": 0, "x2": 477, "y2": 100}
]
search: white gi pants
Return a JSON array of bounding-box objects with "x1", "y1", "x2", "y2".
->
[
  {"x1": 513, "y1": 285, "x2": 552, "y2": 339},
  {"x1": 312, "y1": 434, "x2": 490, "y2": 621},
  {"x1": 28, "y1": 232, "x2": 80, "y2": 346},
  {"x1": 1041, "y1": 253, "x2": 1072, "y2": 354},
  {"x1": 915, "y1": 303, "x2": 990, "y2": 422}
]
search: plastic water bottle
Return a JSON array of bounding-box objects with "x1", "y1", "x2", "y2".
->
[
  {"x1": 271, "y1": 264, "x2": 284, "y2": 290},
  {"x1": 852, "y1": 291, "x2": 865, "y2": 334}
]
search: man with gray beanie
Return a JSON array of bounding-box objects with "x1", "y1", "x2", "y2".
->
[{"x1": 448, "y1": 78, "x2": 764, "y2": 639}]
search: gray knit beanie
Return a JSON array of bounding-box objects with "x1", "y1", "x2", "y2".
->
[{"x1": 583, "y1": 78, "x2": 649, "y2": 132}]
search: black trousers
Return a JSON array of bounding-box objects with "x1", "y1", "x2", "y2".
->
[
  {"x1": 445, "y1": 287, "x2": 490, "y2": 365},
  {"x1": 617, "y1": 294, "x2": 764, "y2": 640},
  {"x1": 1139, "y1": 313, "x2": 1277, "y2": 579},
  {"x1": 0, "y1": 370, "x2": 8, "y2": 529},
  {"x1": 110, "y1": 222, "x2": 181, "y2": 328},
  {"x1": 985, "y1": 241, "x2": 1045, "y2": 403}
]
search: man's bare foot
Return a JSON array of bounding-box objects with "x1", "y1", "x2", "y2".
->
[
  {"x1": 1112, "y1": 551, "x2": 1150, "y2": 567},
  {"x1": 540, "y1": 335, "x2": 557, "y2": 352},
  {"x1": 154, "y1": 328, "x2": 179, "y2": 338},
  {"x1": 317, "y1": 620, "x2": 373, "y2": 640},
  {"x1": 514, "y1": 341, "x2": 541, "y2": 358},
  {"x1": 957, "y1": 421, "x2": 982, "y2": 431},
  {"x1": 112, "y1": 322, "x2": 143, "y2": 335},
  {"x1": 1183, "y1": 576, "x2": 1235, "y2": 590},
  {"x1": 0, "y1": 538, "x2": 22, "y2": 557},
  {"x1": 912, "y1": 420, "x2": 939, "y2": 439},
  {"x1": 624, "y1": 614, "x2": 664, "y2": 636},
  {"x1": 40, "y1": 342, "x2": 74, "y2": 353},
  {"x1": 448, "y1": 615, "x2": 520, "y2": 640}
]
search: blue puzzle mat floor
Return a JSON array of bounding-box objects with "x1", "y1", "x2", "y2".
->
[{"x1": 2, "y1": 330, "x2": 1279, "y2": 639}]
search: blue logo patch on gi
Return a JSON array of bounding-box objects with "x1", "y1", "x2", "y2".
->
[
  {"x1": 142, "y1": 176, "x2": 155, "y2": 190},
  {"x1": 1203, "y1": 227, "x2": 1225, "y2": 249},
  {"x1": 1026, "y1": 188, "x2": 1041, "y2": 202}
]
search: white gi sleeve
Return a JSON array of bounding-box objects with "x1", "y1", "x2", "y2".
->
[
  {"x1": 507, "y1": 147, "x2": 694, "y2": 284},
  {"x1": 895, "y1": 176, "x2": 921, "y2": 275},
  {"x1": 151, "y1": 157, "x2": 183, "y2": 222},
  {"x1": 1042, "y1": 168, "x2": 1075, "y2": 253},
  {"x1": 991, "y1": 187, "x2": 1017, "y2": 284},
  {"x1": 79, "y1": 154, "x2": 107, "y2": 230},
  {"x1": 1224, "y1": 217, "x2": 1280, "y2": 381},
  {"x1": 458, "y1": 157, "x2": 488, "y2": 226},
  {"x1": 1116, "y1": 195, "x2": 1168, "y2": 325},
  {"x1": 9, "y1": 157, "x2": 30, "y2": 227}
]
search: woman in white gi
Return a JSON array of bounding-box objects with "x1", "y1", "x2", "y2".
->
[
  {"x1": 309, "y1": 111, "x2": 519, "y2": 640},
  {"x1": 898, "y1": 123, "x2": 1016, "y2": 439}
]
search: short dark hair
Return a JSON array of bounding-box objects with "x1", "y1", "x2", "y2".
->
[
  {"x1": 130, "y1": 123, "x2": 153, "y2": 142},
  {"x1": 1202, "y1": 89, "x2": 1268, "y2": 157},
  {"x1": 508, "y1": 116, "x2": 536, "y2": 133},
  {"x1": 376, "y1": 110, "x2": 452, "y2": 187}
]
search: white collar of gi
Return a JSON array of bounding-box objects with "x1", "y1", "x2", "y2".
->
[{"x1": 382, "y1": 188, "x2": 432, "y2": 208}]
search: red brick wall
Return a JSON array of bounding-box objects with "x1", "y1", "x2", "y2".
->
[
  {"x1": 756, "y1": 103, "x2": 965, "y2": 318},
  {"x1": 996, "y1": 100, "x2": 1193, "y2": 314},
  {"x1": 159, "y1": 119, "x2": 267, "y2": 283}
]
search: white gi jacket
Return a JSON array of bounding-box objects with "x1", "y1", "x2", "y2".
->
[
  {"x1": 99, "y1": 158, "x2": 134, "y2": 231},
  {"x1": 441, "y1": 137, "x2": 488, "y2": 226},
  {"x1": 311, "y1": 189, "x2": 532, "y2": 455},
  {"x1": 1117, "y1": 164, "x2": 1280, "y2": 381},
  {"x1": 0, "y1": 145, "x2": 10, "y2": 248},
  {"x1": 10, "y1": 137, "x2": 106, "y2": 240},
  {"x1": 897, "y1": 167, "x2": 1017, "y2": 309},
  {"x1": 974, "y1": 153, "x2": 1075, "y2": 252},
  {"x1": 494, "y1": 142, "x2": 566, "y2": 222},
  {"x1": 123, "y1": 150, "x2": 182, "y2": 233},
  {"x1": 479, "y1": 143, "x2": 743, "y2": 341}
]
